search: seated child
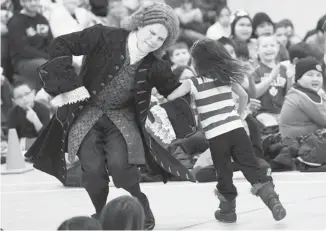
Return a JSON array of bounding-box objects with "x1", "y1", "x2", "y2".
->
[
  {"x1": 279, "y1": 57, "x2": 326, "y2": 138},
  {"x1": 7, "y1": 81, "x2": 51, "y2": 150},
  {"x1": 252, "y1": 35, "x2": 291, "y2": 127},
  {"x1": 166, "y1": 42, "x2": 194, "y2": 80}
]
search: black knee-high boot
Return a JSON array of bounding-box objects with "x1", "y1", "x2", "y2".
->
[
  {"x1": 123, "y1": 184, "x2": 155, "y2": 230},
  {"x1": 87, "y1": 186, "x2": 109, "y2": 219}
]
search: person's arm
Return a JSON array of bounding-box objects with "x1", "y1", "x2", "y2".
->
[
  {"x1": 255, "y1": 64, "x2": 281, "y2": 98},
  {"x1": 247, "y1": 74, "x2": 256, "y2": 98},
  {"x1": 167, "y1": 80, "x2": 191, "y2": 101},
  {"x1": 48, "y1": 24, "x2": 104, "y2": 58},
  {"x1": 232, "y1": 82, "x2": 248, "y2": 118},
  {"x1": 36, "y1": 103, "x2": 51, "y2": 132},
  {"x1": 25, "y1": 107, "x2": 43, "y2": 132},
  {"x1": 151, "y1": 61, "x2": 181, "y2": 98},
  {"x1": 1, "y1": 22, "x2": 8, "y2": 35},
  {"x1": 38, "y1": 24, "x2": 109, "y2": 100},
  {"x1": 298, "y1": 91, "x2": 326, "y2": 127}
]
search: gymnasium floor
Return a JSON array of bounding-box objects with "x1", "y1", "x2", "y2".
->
[{"x1": 1, "y1": 164, "x2": 326, "y2": 230}]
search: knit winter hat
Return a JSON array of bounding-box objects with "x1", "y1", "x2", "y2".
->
[
  {"x1": 121, "y1": 2, "x2": 179, "y2": 55},
  {"x1": 295, "y1": 57, "x2": 323, "y2": 82},
  {"x1": 252, "y1": 12, "x2": 274, "y2": 33}
]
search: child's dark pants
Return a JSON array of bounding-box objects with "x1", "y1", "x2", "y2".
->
[{"x1": 209, "y1": 128, "x2": 272, "y2": 201}]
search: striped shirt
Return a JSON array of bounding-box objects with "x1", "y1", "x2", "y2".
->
[{"x1": 189, "y1": 77, "x2": 243, "y2": 139}]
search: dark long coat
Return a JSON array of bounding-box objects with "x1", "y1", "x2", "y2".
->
[{"x1": 25, "y1": 25, "x2": 196, "y2": 185}]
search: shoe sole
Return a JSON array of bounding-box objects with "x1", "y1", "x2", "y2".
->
[
  {"x1": 216, "y1": 219, "x2": 237, "y2": 223},
  {"x1": 145, "y1": 224, "x2": 155, "y2": 230},
  {"x1": 215, "y1": 212, "x2": 237, "y2": 223},
  {"x1": 272, "y1": 204, "x2": 286, "y2": 221}
]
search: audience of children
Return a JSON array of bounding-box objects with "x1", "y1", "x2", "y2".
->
[
  {"x1": 56, "y1": 195, "x2": 145, "y2": 230},
  {"x1": 1, "y1": 1, "x2": 326, "y2": 228},
  {"x1": 1, "y1": 0, "x2": 326, "y2": 183}
]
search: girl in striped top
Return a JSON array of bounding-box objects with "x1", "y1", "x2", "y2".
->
[{"x1": 167, "y1": 39, "x2": 286, "y2": 223}]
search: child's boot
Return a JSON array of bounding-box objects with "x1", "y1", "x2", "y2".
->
[
  {"x1": 214, "y1": 189, "x2": 237, "y2": 223},
  {"x1": 252, "y1": 182, "x2": 286, "y2": 221}
]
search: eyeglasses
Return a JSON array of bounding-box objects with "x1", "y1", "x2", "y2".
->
[{"x1": 14, "y1": 91, "x2": 32, "y2": 100}]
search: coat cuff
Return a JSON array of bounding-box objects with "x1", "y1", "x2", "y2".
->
[{"x1": 51, "y1": 86, "x2": 90, "y2": 107}]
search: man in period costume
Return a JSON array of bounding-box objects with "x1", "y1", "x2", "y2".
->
[{"x1": 25, "y1": 3, "x2": 195, "y2": 230}]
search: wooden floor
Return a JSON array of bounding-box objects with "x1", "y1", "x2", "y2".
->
[{"x1": 1, "y1": 163, "x2": 326, "y2": 230}]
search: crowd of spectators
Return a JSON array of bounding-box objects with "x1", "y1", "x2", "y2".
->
[{"x1": 1, "y1": 0, "x2": 326, "y2": 227}]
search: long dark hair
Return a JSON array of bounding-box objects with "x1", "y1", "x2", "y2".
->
[
  {"x1": 190, "y1": 38, "x2": 246, "y2": 85},
  {"x1": 100, "y1": 195, "x2": 145, "y2": 230}
]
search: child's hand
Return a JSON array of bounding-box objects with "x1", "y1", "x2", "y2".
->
[
  {"x1": 286, "y1": 64, "x2": 295, "y2": 80},
  {"x1": 0, "y1": 74, "x2": 5, "y2": 86},
  {"x1": 247, "y1": 98, "x2": 261, "y2": 113},
  {"x1": 26, "y1": 107, "x2": 41, "y2": 124},
  {"x1": 270, "y1": 64, "x2": 281, "y2": 81}
]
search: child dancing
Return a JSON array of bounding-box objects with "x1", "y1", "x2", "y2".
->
[{"x1": 167, "y1": 39, "x2": 286, "y2": 223}]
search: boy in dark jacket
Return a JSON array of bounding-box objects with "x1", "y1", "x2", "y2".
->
[{"x1": 7, "y1": 81, "x2": 51, "y2": 149}]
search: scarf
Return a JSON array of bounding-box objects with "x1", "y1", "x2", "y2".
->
[{"x1": 128, "y1": 31, "x2": 148, "y2": 65}]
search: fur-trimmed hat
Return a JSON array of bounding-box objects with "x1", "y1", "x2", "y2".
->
[{"x1": 121, "y1": 2, "x2": 180, "y2": 56}]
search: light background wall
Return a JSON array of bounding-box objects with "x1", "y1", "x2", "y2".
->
[{"x1": 228, "y1": 0, "x2": 326, "y2": 37}]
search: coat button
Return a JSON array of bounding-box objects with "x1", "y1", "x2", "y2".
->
[
  {"x1": 115, "y1": 66, "x2": 119, "y2": 70},
  {"x1": 92, "y1": 90, "x2": 97, "y2": 94},
  {"x1": 120, "y1": 55, "x2": 125, "y2": 60},
  {"x1": 79, "y1": 105, "x2": 83, "y2": 110},
  {"x1": 100, "y1": 83, "x2": 105, "y2": 87},
  {"x1": 108, "y1": 75, "x2": 113, "y2": 78}
]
